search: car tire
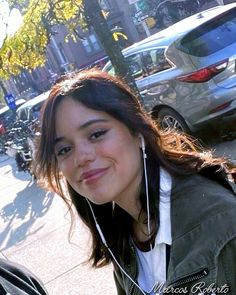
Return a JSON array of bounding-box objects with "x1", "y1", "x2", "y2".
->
[{"x1": 158, "y1": 108, "x2": 190, "y2": 134}]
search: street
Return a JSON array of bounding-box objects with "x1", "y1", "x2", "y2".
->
[
  {"x1": 0, "y1": 138, "x2": 236, "y2": 295},
  {"x1": 0, "y1": 155, "x2": 116, "y2": 295}
]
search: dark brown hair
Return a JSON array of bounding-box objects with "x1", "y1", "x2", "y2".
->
[{"x1": 35, "y1": 68, "x2": 236, "y2": 267}]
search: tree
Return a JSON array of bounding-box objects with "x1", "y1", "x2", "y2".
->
[
  {"x1": 0, "y1": 0, "x2": 84, "y2": 79},
  {"x1": 0, "y1": 81, "x2": 7, "y2": 105},
  {"x1": 83, "y1": 0, "x2": 134, "y2": 84},
  {"x1": 0, "y1": 0, "x2": 137, "y2": 91},
  {"x1": 0, "y1": 81, "x2": 7, "y2": 96}
]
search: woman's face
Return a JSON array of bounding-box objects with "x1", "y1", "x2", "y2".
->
[{"x1": 54, "y1": 97, "x2": 143, "y2": 206}]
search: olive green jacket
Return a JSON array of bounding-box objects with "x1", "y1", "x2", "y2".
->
[{"x1": 113, "y1": 171, "x2": 236, "y2": 295}]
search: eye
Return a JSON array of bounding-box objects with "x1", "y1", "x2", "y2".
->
[
  {"x1": 56, "y1": 146, "x2": 72, "y2": 157},
  {"x1": 89, "y1": 129, "x2": 107, "y2": 141}
]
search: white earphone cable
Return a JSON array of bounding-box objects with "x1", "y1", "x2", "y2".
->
[
  {"x1": 141, "y1": 136, "x2": 152, "y2": 240},
  {"x1": 85, "y1": 198, "x2": 146, "y2": 295},
  {"x1": 84, "y1": 136, "x2": 154, "y2": 295}
]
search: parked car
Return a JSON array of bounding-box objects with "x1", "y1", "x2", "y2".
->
[
  {"x1": 16, "y1": 91, "x2": 50, "y2": 122},
  {"x1": 103, "y1": 3, "x2": 236, "y2": 133},
  {"x1": 0, "y1": 98, "x2": 26, "y2": 134}
]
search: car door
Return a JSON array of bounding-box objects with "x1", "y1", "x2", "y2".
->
[{"x1": 139, "y1": 47, "x2": 175, "y2": 111}]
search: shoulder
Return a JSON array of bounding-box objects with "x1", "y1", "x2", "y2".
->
[
  {"x1": 171, "y1": 172, "x2": 236, "y2": 235},
  {"x1": 172, "y1": 171, "x2": 236, "y2": 206}
]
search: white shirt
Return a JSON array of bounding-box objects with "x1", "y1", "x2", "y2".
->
[{"x1": 135, "y1": 168, "x2": 172, "y2": 295}]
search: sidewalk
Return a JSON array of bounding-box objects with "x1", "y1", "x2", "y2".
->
[{"x1": 0, "y1": 155, "x2": 116, "y2": 295}]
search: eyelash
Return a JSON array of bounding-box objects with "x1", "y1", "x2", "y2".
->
[
  {"x1": 56, "y1": 146, "x2": 71, "y2": 157},
  {"x1": 56, "y1": 129, "x2": 107, "y2": 157},
  {"x1": 89, "y1": 129, "x2": 107, "y2": 141}
]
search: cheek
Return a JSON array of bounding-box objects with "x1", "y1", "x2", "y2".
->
[
  {"x1": 111, "y1": 140, "x2": 141, "y2": 171},
  {"x1": 57, "y1": 159, "x2": 73, "y2": 177}
]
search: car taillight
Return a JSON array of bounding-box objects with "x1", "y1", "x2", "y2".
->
[
  {"x1": 176, "y1": 59, "x2": 229, "y2": 83},
  {"x1": 0, "y1": 124, "x2": 6, "y2": 135}
]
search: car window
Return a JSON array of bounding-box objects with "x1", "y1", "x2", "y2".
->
[
  {"x1": 178, "y1": 7, "x2": 236, "y2": 57},
  {"x1": 17, "y1": 101, "x2": 44, "y2": 121},
  {"x1": 106, "y1": 64, "x2": 115, "y2": 76},
  {"x1": 141, "y1": 48, "x2": 171, "y2": 75},
  {"x1": 17, "y1": 108, "x2": 28, "y2": 121},
  {"x1": 105, "y1": 54, "x2": 144, "y2": 80},
  {"x1": 32, "y1": 102, "x2": 44, "y2": 119},
  {"x1": 126, "y1": 53, "x2": 143, "y2": 80},
  {"x1": 104, "y1": 48, "x2": 171, "y2": 81}
]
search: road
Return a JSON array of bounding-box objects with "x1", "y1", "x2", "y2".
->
[
  {"x1": 0, "y1": 138, "x2": 236, "y2": 295},
  {"x1": 0, "y1": 155, "x2": 116, "y2": 295}
]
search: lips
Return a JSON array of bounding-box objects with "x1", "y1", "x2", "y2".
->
[{"x1": 79, "y1": 168, "x2": 109, "y2": 183}]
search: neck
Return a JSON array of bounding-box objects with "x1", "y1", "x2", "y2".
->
[
  {"x1": 115, "y1": 194, "x2": 142, "y2": 222},
  {"x1": 114, "y1": 169, "x2": 143, "y2": 222},
  {"x1": 132, "y1": 215, "x2": 156, "y2": 241}
]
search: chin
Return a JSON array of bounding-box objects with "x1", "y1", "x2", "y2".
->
[
  {"x1": 88, "y1": 194, "x2": 112, "y2": 205},
  {"x1": 89, "y1": 198, "x2": 111, "y2": 205}
]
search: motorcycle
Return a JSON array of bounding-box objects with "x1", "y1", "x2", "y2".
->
[
  {"x1": 5, "y1": 120, "x2": 38, "y2": 177},
  {"x1": 8, "y1": 139, "x2": 33, "y2": 173}
]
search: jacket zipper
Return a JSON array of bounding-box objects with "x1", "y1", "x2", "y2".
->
[
  {"x1": 129, "y1": 283, "x2": 135, "y2": 295},
  {"x1": 168, "y1": 268, "x2": 209, "y2": 288}
]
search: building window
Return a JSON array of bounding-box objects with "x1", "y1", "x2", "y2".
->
[
  {"x1": 82, "y1": 39, "x2": 92, "y2": 54},
  {"x1": 90, "y1": 35, "x2": 100, "y2": 51},
  {"x1": 82, "y1": 34, "x2": 101, "y2": 54}
]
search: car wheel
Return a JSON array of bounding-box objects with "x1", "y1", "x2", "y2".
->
[{"x1": 158, "y1": 108, "x2": 190, "y2": 134}]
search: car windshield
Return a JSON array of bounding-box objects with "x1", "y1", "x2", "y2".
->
[{"x1": 178, "y1": 7, "x2": 236, "y2": 57}]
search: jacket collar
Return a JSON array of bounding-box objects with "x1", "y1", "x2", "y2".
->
[
  {"x1": 120, "y1": 170, "x2": 236, "y2": 292},
  {"x1": 166, "y1": 172, "x2": 236, "y2": 286}
]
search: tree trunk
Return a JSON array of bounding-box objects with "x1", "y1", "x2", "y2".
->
[
  {"x1": 0, "y1": 81, "x2": 7, "y2": 96},
  {"x1": 83, "y1": 0, "x2": 139, "y2": 94},
  {"x1": 0, "y1": 80, "x2": 8, "y2": 105}
]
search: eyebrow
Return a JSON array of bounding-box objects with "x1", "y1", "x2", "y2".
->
[{"x1": 54, "y1": 119, "x2": 109, "y2": 145}]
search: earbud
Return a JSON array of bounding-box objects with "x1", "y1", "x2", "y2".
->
[
  {"x1": 140, "y1": 135, "x2": 147, "y2": 159},
  {"x1": 140, "y1": 134, "x2": 145, "y2": 151}
]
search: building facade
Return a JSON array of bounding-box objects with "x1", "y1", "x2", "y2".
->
[
  {"x1": 6, "y1": 0, "x2": 145, "y2": 99},
  {"x1": 4, "y1": 0, "x2": 231, "y2": 100}
]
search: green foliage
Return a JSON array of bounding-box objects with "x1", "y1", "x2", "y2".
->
[
  {"x1": 0, "y1": 0, "x2": 84, "y2": 79},
  {"x1": 0, "y1": 0, "x2": 135, "y2": 90}
]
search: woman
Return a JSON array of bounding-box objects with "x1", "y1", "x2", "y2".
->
[{"x1": 36, "y1": 69, "x2": 236, "y2": 295}]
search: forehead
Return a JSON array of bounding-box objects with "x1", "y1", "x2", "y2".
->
[
  {"x1": 54, "y1": 97, "x2": 114, "y2": 135},
  {"x1": 55, "y1": 97, "x2": 109, "y2": 120},
  {"x1": 53, "y1": 97, "x2": 137, "y2": 144}
]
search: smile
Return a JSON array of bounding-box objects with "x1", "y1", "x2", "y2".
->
[{"x1": 79, "y1": 168, "x2": 109, "y2": 184}]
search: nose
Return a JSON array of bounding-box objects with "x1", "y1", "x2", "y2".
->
[{"x1": 73, "y1": 143, "x2": 96, "y2": 167}]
